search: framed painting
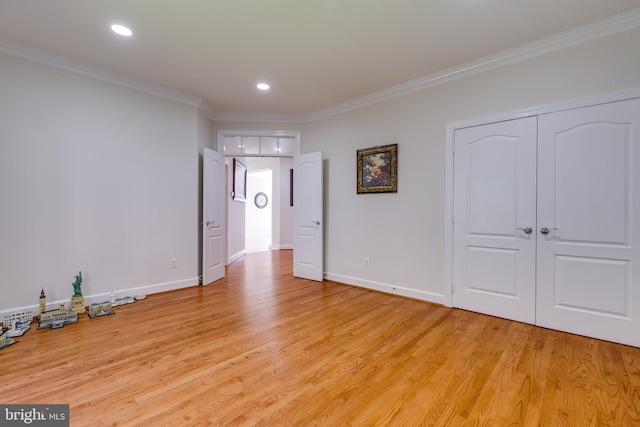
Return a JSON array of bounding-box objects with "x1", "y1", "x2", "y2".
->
[
  {"x1": 232, "y1": 158, "x2": 247, "y2": 201},
  {"x1": 357, "y1": 143, "x2": 398, "y2": 193},
  {"x1": 290, "y1": 168, "x2": 294, "y2": 206}
]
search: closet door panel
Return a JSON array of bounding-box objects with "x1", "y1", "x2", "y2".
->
[
  {"x1": 452, "y1": 117, "x2": 537, "y2": 324},
  {"x1": 537, "y1": 98, "x2": 640, "y2": 347}
]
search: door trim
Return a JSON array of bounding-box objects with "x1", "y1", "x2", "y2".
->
[{"x1": 444, "y1": 86, "x2": 640, "y2": 307}]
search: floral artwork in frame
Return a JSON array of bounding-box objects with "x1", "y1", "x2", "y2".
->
[
  {"x1": 357, "y1": 143, "x2": 398, "y2": 194},
  {"x1": 232, "y1": 158, "x2": 247, "y2": 201}
]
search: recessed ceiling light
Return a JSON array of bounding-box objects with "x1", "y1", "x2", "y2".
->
[
  {"x1": 111, "y1": 24, "x2": 133, "y2": 37},
  {"x1": 257, "y1": 83, "x2": 270, "y2": 91}
]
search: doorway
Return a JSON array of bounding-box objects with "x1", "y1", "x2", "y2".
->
[
  {"x1": 246, "y1": 166, "x2": 273, "y2": 253},
  {"x1": 217, "y1": 130, "x2": 299, "y2": 265},
  {"x1": 215, "y1": 130, "x2": 324, "y2": 282},
  {"x1": 224, "y1": 155, "x2": 295, "y2": 263}
]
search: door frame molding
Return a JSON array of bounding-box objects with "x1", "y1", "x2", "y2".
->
[
  {"x1": 215, "y1": 130, "x2": 300, "y2": 266},
  {"x1": 444, "y1": 86, "x2": 640, "y2": 307}
]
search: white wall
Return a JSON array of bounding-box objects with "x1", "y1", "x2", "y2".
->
[
  {"x1": 279, "y1": 157, "x2": 294, "y2": 249},
  {"x1": 226, "y1": 157, "x2": 246, "y2": 262},
  {"x1": 301, "y1": 27, "x2": 640, "y2": 303},
  {"x1": 0, "y1": 52, "x2": 201, "y2": 313}
]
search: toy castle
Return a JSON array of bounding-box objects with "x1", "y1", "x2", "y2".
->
[{"x1": 37, "y1": 288, "x2": 78, "y2": 329}]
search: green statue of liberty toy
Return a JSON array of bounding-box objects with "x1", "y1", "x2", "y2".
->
[
  {"x1": 70, "y1": 270, "x2": 85, "y2": 314},
  {"x1": 72, "y1": 271, "x2": 83, "y2": 296}
]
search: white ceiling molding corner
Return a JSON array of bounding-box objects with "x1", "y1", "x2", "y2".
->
[
  {"x1": 306, "y1": 8, "x2": 640, "y2": 123},
  {"x1": 2, "y1": 8, "x2": 639, "y2": 124},
  {"x1": 197, "y1": 101, "x2": 217, "y2": 122},
  {"x1": 0, "y1": 37, "x2": 203, "y2": 108}
]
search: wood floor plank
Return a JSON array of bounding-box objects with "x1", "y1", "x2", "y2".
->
[
  {"x1": 463, "y1": 321, "x2": 533, "y2": 426},
  {"x1": 2, "y1": 250, "x2": 640, "y2": 426}
]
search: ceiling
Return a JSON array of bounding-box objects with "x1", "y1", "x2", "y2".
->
[{"x1": 1, "y1": 1, "x2": 639, "y2": 119}]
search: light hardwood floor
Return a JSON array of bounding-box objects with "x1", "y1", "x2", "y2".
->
[{"x1": 2, "y1": 250, "x2": 639, "y2": 426}]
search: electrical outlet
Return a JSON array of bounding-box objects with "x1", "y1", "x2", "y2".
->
[
  {"x1": 364, "y1": 257, "x2": 370, "y2": 268},
  {"x1": 170, "y1": 258, "x2": 178, "y2": 269}
]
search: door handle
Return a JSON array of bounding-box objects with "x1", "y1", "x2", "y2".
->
[
  {"x1": 311, "y1": 221, "x2": 320, "y2": 226},
  {"x1": 206, "y1": 220, "x2": 215, "y2": 226},
  {"x1": 516, "y1": 227, "x2": 533, "y2": 235},
  {"x1": 540, "y1": 227, "x2": 558, "y2": 235}
]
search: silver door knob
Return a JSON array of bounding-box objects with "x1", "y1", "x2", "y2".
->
[
  {"x1": 516, "y1": 227, "x2": 533, "y2": 234},
  {"x1": 311, "y1": 221, "x2": 320, "y2": 225},
  {"x1": 206, "y1": 221, "x2": 215, "y2": 226},
  {"x1": 540, "y1": 227, "x2": 558, "y2": 235}
]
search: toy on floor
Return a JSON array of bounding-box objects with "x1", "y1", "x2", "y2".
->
[
  {"x1": 87, "y1": 301, "x2": 115, "y2": 318},
  {"x1": 37, "y1": 303, "x2": 78, "y2": 330}
]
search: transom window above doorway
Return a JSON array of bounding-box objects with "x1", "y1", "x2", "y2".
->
[{"x1": 223, "y1": 136, "x2": 296, "y2": 156}]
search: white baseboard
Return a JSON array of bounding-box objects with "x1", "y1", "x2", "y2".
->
[
  {"x1": 268, "y1": 244, "x2": 293, "y2": 250},
  {"x1": 228, "y1": 250, "x2": 246, "y2": 264},
  {"x1": 324, "y1": 273, "x2": 445, "y2": 305},
  {"x1": 2, "y1": 272, "x2": 445, "y2": 318},
  {"x1": 0, "y1": 277, "x2": 199, "y2": 318}
]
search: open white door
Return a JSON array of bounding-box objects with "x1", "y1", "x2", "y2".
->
[
  {"x1": 293, "y1": 152, "x2": 323, "y2": 281},
  {"x1": 202, "y1": 147, "x2": 226, "y2": 286}
]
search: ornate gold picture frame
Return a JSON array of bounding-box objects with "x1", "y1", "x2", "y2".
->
[{"x1": 357, "y1": 144, "x2": 398, "y2": 194}]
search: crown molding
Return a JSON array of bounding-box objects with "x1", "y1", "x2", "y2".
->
[
  {"x1": 2, "y1": 8, "x2": 639, "y2": 124},
  {"x1": 214, "y1": 9, "x2": 640, "y2": 123},
  {"x1": 0, "y1": 37, "x2": 302, "y2": 124},
  {"x1": 0, "y1": 37, "x2": 204, "y2": 108},
  {"x1": 305, "y1": 8, "x2": 640, "y2": 122},
  {"x1": 197, "y1": 100, "x2": 217, "y2": 121}
]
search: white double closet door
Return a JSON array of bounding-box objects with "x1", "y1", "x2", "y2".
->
[{"x1": 452, "y1": 98, "x2": 640, "y2": 347}]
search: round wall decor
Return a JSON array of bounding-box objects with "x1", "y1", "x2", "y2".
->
[{"x1": 254, "y1": 192, "x2": 268, "y2": 209}]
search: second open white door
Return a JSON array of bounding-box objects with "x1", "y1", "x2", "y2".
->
[
  {"x1": 202, "y1": 147, "x2": 226, "y2": 286},
  {"x1": 293, "y1": 152, "x2": 323, "y2": 281}
]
